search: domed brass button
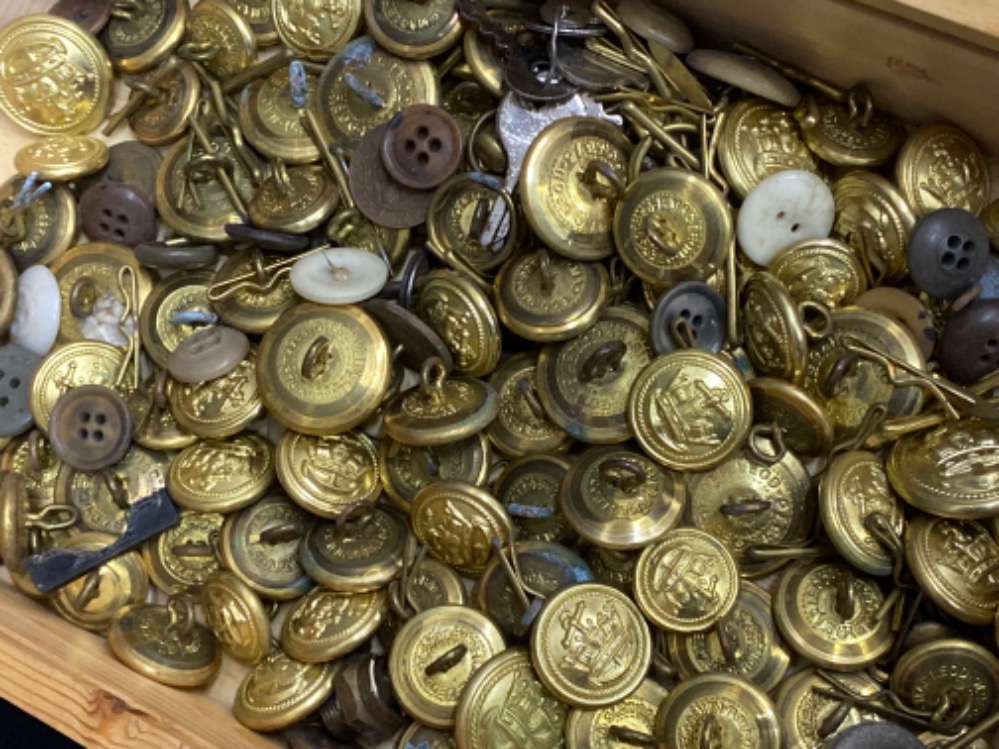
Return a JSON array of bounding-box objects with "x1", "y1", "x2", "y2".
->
[
  {"x1": 14, "y1": 134, "x2": 108, "y2": 181},
  {"x1": 365, "y1": 0, "x2": 463, "y2": 60},
  {"x1": 201, "y1": 570, "x2": 271, "y2": 665},
  {"x1": 167, "y1": 433, "x2": 275, "y2": 513},
  {"x1": 741, "y1": 271, "x2": 819, "y2": 383},
  {"x1": 749, "y1": 376, "x2": 834, "y2": 456},
  {"x1": 234, "y1": 651, "x2": 336, "y2": 732},
  {"x1": 895, "y1": 123, "x2": 988, "y2": 218},
  {"x1": 775, "y1": 668, "x2": 884, "y2": 749},
  {"x1": 493, "y1": 454, "x2": 575, "y2": 545},
  {"x1": 281, "y1": 587, "x2": 386, "y2": 663},
  {"x1": 273, "y1": 0, "x2": 361, "y2": 56},
  {"x1": 564, "y1": 678, "x2": 668, "y2": 749},
  {"x1": 769, "y1": 236, "x2": 868, "y2": 309},
  {"x1": 379, "y1": 433, "x2": 490, "y2": 511},
  {"x1": 143, "y1": 509, "x2": 224, "y2": 595},
  {"x1": 139, "y1": 269, "x2": 216, "y2": 370}
]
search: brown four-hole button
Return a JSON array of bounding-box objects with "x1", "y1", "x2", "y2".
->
[
  {"x1": 938, "y1": 298, "x2": 999, "y2": 384},
  {"x1": 381, "y1": 105, "x2": 463, "y2": 191},
  {"x1": 79, "y1": 182, "x2": 158, "y2": 247},
  {"x1": 48, "y1": 384, "x2": 133, "y2": 471}
]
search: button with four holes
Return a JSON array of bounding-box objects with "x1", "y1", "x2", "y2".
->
[
  {"x1": 0, "y1": 343, "x2": 41, "y2": 438},
  {"x1": 79, "y1": 182, "x2": 157, "y2": 247},
  {"x1": 649, "y1": 281, "x2": 728, "y2": 355},
  {"x1": 938, "y1": 298, "x2": 999, "y2": 384},
  {"x1": 168, "y1": 325, "x2": 250, "y2": 384},
  {"x1": 48, "y1": 384, "x2": 133, "y2": 471},
  {"x1": 906, "y1": 208, "x2": 988, "y2": 300},
  {"x1": 381, "y1": 105, "x2": 462, "y2": 190}
]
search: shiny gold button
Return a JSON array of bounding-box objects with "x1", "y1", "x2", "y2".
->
[
  {"x1": 819, "y1": 450, "x2": 904, "y2": 576},
  {"x1": 379, "y1": 433, "x2": 491, "y2": 512},
  {"x1": 234, "y1": 650, "x2": 336, "y2": 732},
  {"x1": 143, "y1": 509, "x2": 224, "y2": 595},
  {"x1": 629, "y1": 349, "x2": 751, "y2": 471},
  {"x1": 773, "y1": 560, "x2": 893, "y2": 670},
  {"x1": 201, "y1": 569, "x2": 272, "y2": 665},
  {"x1": 210, "y1": 251, "x2": 298, "y2": 336},
  {"x1": 634, "y1": 528, "x2": 739, "y2": 633},
  {"x1": 186, "y1": 0, "x2": 257, "y2": 80},
  {"x1": 281, "y1": 587, "x2": 386, "y2": 663},
  {"x1": 0, "y1": 14, "x2": 113, "y2": 134},
  {"x1": 895, "y1": 123, "x2": 989, "y2": 218},
  {"x1": 655, "y1": 672, "x2": 781, "y2": 749},
  {"x1": 169, "y1": 349, "x2": 264, "y2": 439},
  {"x1": 741, "y1": 271, "x2": 816, "y2": 383},
  {"x1": 389, "y1": 604, "x2": 506, "y2": 730},
  {"x1": 257, "y1": 302, "x2": 391, "y2": 435},
  {"x1": 769, "y1": 237, "x2": 868, "y2": 309},
  {"x1": 455, "y1": 648, "x2": 567, "y2": 748},
  {"x1": 247, "y1": 163, "x2": 340, "y2": 234},
  {"x1": 239, "y1": 62, "x2": 321, "y2": 163},
  {"x1": 521, "y1": 117, "x2": 633, "y2": 261},
  {"x1": 29, "y1": 341, "x2": 126, "y2": 435},
  {"x1": 272, "y1": 0, "x2": 362, "y2": 57},
  {"x1": 531, "y1": 583, "x2": 650, "y2": 708},
  {"x1": 564, "y1": 678, "x2": 667, "y2": 749},
  {"x1": 0, "y1": 175, "x2": 76, "y2": 270},
  {"x1": 365, "y1": 0, "x2": 463, "y2": 59},
  {"x1": 749, "y1": 376, "x2": 834, "y2": 457},
  {"x1": 561, "y1": 444, "x2": 684, "y2": 550},
  {"x1": 168, "y1": 433, "x2": 275, "y2": 513},
  {"x1": 775, "y1": 668, "x2": 884, "y2": 749},
  {"x1": 379, "y1": 556, "x2": 467, "y2": 649},
  {"x1": 797, "y1": 90, "x2": 906, "y2": 167},
  {"x1": 14, "y1": 135, "x2": 107, "y2": 181},
  {"x1": 905, "y1": 514, "x2": 999, "y2": 626}
]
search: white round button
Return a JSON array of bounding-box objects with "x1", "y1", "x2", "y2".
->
[
  {"x1": 686, "y1": 50, "x2": 801, "y2": 107},
  {"x1": 737, "y1": 170, "x2": 835, "y2": 267},
  {"x1": 10, "y1": 265, "x2": 61, "y2": 356},
  {"x1": 290, "y1": 248, "x2": 389, "y2": 305}
]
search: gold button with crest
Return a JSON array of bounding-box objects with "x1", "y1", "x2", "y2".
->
[
  {"x1": 538, "y1": 305, "x2": 653, "y2": 444},
  {"x1": 168, "y1": 433, "x2": 275, "y2": 513},
  {"x1": 417, "y1": 269, "x2": 501, "y2": 378},
  {"x1": 14, "y1": 135, "x2": 107, "y2": 181},
  {"x1": 201, "y1": 569, "x2": 272, "y2": 665},
  {"x1": 169, "y1": 349, "x2": 263, "y2": 439},
  {"x1": 379, "y1": 433, "x2": 491, "y2": 511},
  {"x1": 486, "y1": 352, "x2": 572, "y2": 457},
  {"x1": 895, "y1": 123, "x2": 988, "y2": 217},
  {"x1": 820, "y1": 450, "x2": 904, "y2": 576},
  {"x1": 389, "y1": 604, "x2": 506, "y2": 730},
  {"x1": 905, "y1": 514, "x2": 999, "y2": 626},
  {"x1": 138, "y1": 270, "x2": 216, "y2": 369},
  {"x1": 561, "y1": 444, "x2": 684, "y2": 550},
  {"x1": 2, "y1": 433, "x2": 63, "y2": 509},
  {"x1": 531, "y1": 583, "x2": 650, "y2": 708},
  {"x1": 768, "y1": 237, "x2": 868, "y2": 309},
  {"x1": 257, "y1": 302, "x2": 391, "y2": 435},
  {"x1": 565, "y1": 678, "x2": 667, "y2": 749},
  {"x1": 775, "y1": 668, "x2": 883, "y2": 748},
  {"x1": 455, "y1": 648, "x2": 567, "y2": 749},
  {"x1": 494, "y1": 248, "x2": 610, "y2": 342},
  {"x1": 108, "y1": 597, "x2": 221, "y2": 688},
  {"x1": 629, "y1": 349, "x2": 751, "y2": 471},
  {"x1": 0, "y1": 175, "x2": 76, "y2": 269},
  {"x1": 410, "y1": 480, "x2": 514, "y2": 576},
  {"x1": 634, "y1": 528, "x2": 739, "y2": 633},
  {"x1": 773, "y1": 560, "x2": 893, "y2": 670},
  {"x1": 144, "y1": 510, "x2": 225, "y2": 595},
  {"x1": 614, "y1": 167, "x2": 731, "y2": 287},
  {"x1": 186, "y1": 0, "x2": 258, "y2": 80},
  {"x1": 234, "y1": 650, "x2": 336, "y2": 731},
  {"x1": 247, "y1": 163, "x2": 340, "y2": 234},
  {"x1": 749, "y1": 377, "x2": 834, "y2": 456},
  {"x1": 797, "y1": 89, "x2": 906, "y2": 167},
  {"x1": 239, "y1": 62, "x2": 321, "y2": 163},
  {"x1": 273, "y1": 0, "x2": 362, "y2": 57},
  {"x1": 277, "y1": 429, "x2": 380, "y2": 518},
  {"x1": 129, "y1": 375, "x2": 201, "y2": 453},
  {"x1": 655, "y1": 673, "x2": 781, "y2": 749},
  {"x1": 0, "y1": 14, "x2": 113, "y2": 134},
  {"x1": 521, "y1": 117, "x2": 633, "y2": 261},
  {"x1": 30, "y1": 341, "x2": 126, "y2": 434},
  {"x1": 281, "y1": 587, "x2": 386, "y2": 663},
  {"x1": 365, "y1": 0, "x2": 464, "y2": 59},
  {"x1": 741, "y1": 271, "x2": 820, "y2": 383}
]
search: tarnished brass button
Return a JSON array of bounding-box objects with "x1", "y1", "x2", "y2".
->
[
  {"x1": 629, "y1": 349, "x2": 751, "y2": 471},
  {"x1": 895, "y1": 123, "x2": 989, "y2": 218},
  {"x1": 531, "y1": 583, "x2": 650, "y2": 708},
  {"x1": 455, "y1": 648, "x2": 567, "y2": 748},
  {"x1": 740, "y1": 271, "x2": 813, "y2": 383},
  {"x1": 417, "y1": 269, "x2": 501, "y2": 378},
  {"x1": 379, "y1": 433, "x2": 490, "y2": 511},
  {"x1": 493, "y1": 454, "x2": 575, "y2": 544},
  {"x1": 366, "y1": 0, "x2": 463, "y2": 59},
  {"x1": 564, "y1": 678, "x2": 667, "y2": 749},
  {"x1": 101, "y1": 0, "x2": 186, "y2": 73},
  {"x1": 186, "y1": 0, "x2": 257, "y2": 80},
  {"x1": 169, "y1": 348, "x2": 263, "y2": 439},
  {"x1": 167, "y1": 433, "x2": 275, "y2": 513},
  {"x1": 0, "y1": 175, "x2": 76, "y2": 270},
  {"x1": 239, "y1": 62, "x2": 320, "y2": 163},
  {"x1": 210, "y1": 251, "x2": 298, "y2": 335},
  {"x1": 143, "y1": 509, "x2": 224, "y2": 595},
  {"x1": 397, "y1": 723, "x2": 456, "y2": 749},
  {"x1": 124, "y1": 58, "x2": 200, "y2": 146},
  {"x1": 248, "y1": 164, "x2": 341, "y2": 234},
  {"x1": 234, "y1": 651, "x2": 336, "y2": 732},
  {"x1": 389, "y1": 604, "x2": 506, "y2": 729},
  {"x1": 797, "y1": 91, "x2": 906, "y2": 167},
  {"x1": 749, "y1": 377, "x2": 833, "y2": 456},
  {"x1": 29, "y1": 341, "x2": 125, "y2": 434},
  {"x1": 775, "y1": 669, "x2": 884, "y2": 749},
  {"x1": 273, "y1": 0, "x2": 362, "y2": 57},
  {"x1": 379, "y1": 557, "x2": 467, "y2": 649},
  {"x1": 14, "y1": 134, "x2": 107, "y2": 181},
  {"x1": 769, "y1": 237, "x2": 868, "y2": 309},
  {"x1": 561, "y1": 445, "x2": 684, "y2": 550},
  {"x1": 282, "y1": 587, "x2": 386, "y2": 663},
  {"x1": 201, "y1": 569, "x2": 271, "y2": 665},
  {"x1": 773, "y1": 560, "x2": 893, "y2": 670}
]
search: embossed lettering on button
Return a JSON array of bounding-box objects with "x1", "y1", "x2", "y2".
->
[
  {"x1": 650, "y1": 282, "x2": 727, "y2": 355},
  {"x1": 382, "y1": 105, "x2": 462, "y2": 190},
  {"x1": 290, "y1": 248, "x2": 389, "y2": 305},
  {"x1": 10, "y1": 265, "x2": 60, "y2": 356},
  {"x1": 737, "y1": 170, "x2": 835, "y2": 266},
  {"x1": 0, "y1": 343, "x2": 40, "y2": 438},
  {"x1": 79, "y1": 182, "x2": 157, "y2": 248},
  {"x1": 168, "y1": 325, "x2": 250, "y2": 384},
  {"x1": 687, "y1": 49, "x2": 800, "y2": 107},
  {"x1": 906, "y1": 208, "x2": 988, "y2": 300},
  {"x1": 47, "y1": 384, "x2": 132, "y2": 471}
]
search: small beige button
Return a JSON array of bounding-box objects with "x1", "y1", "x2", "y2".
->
[{"x1": 168, "y1": 325, "x2": 250, "y2": 384}]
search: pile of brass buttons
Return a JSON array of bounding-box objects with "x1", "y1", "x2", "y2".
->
[{"x1": 3, "y1": 2, "x2": 999, "y2": 748}]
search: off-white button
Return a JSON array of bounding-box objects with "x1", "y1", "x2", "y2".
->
[
  {"x1": 737, "y1": 170, "x2": 835, "y2": 266},
  {"x1": 290, "y1": 248, "x2": 389, "y2": 305},
  {"x1": 687, "y1": 49, "x2": 801, "y2": 108},
  {"x1": 10, "y1": 265, "x2": 60, "y2": 356}
]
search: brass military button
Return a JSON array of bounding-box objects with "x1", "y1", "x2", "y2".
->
[
  {"x1": 239, "y1": 62, "x2": 320, "y2": 163},
  {"x1": 521, "y1": 117, "x2": 632, "y2": 261},
  {"x1": 905, "y1": 515, "x2": 999, "y2": 626},
  {"x1": 143, "y1": 509, "x2": 224, "y2": 595},
  {"x1": 629, "y1": 349, "x2": 752, "y2": 471},
  {"x1": 29, "y1": 341, "x2": 125, "y2": 434},
  {"x1": 769, "y1": 237, "x2": 868, "y2": 309},
  {"x1": 410, "y1": 480, "x2": 514, "y2": 576},
  {"x1": 169, "y1": 348, "x2": 264, "y2": 439},
  {"x1": 820, "y1": 451, "x2": 905, "y2": 576},
  {"x1": 276, "y1": 429, "x2": 380, "y2": 518},
  {"x1": 0, "y1": 14, "x2": 113, "y2": 134},
  {"x1": 494, "y1": 248, "x2": 610, "y2": 342},
  {"x1": 0, "y1": 343, "x2": 40, "y2": 438},
  {"x1": 1, "y1": 432, "x2": 63, "y2": 510},
  {"x1": 667, "y1": 580, "x2": 790, "y2": 693},
  {"x1": 749, "y1": 377, "x2": 833, "y2": 456},
  {"x1": 273, "y1": 0, "x2": 362, "y2": 57},
  {"x1": 210, "y1": 251, "x2": 298, "y2": 336},
  {"x1": 50, "y1": 531, "x2": 150, "y2": 633},
  {"x1": 938, "y1": 299, "x2": 999, "y2": 384},
  {"x1": 282, "y1": 587, "x2": 386, "y2": 663},
  {"x1": 531, "y1": 583, "x2": 650, "y2": 708},
  {"x1": 47, "y1": 384, "x2": 132, "y2": 471},
  {"x1": 168, "y1": 326, "x2": 250, "y2": 384},
  {"x1": 14, "y1": 134, "x2": 107, "y2": 181},
  {"x1": 299, "y1": 503, "x2": 409, "y2": 591},
  {"x1": 796, "y1": 89, "x2": 906, "y2": 167},
  {"x1": 854, "y1": 286, "x2": 936, "y2": 360},
  {"x1": 741, "y1": 271, "x2": 818, "y2": 383},
  {"x1": 775, "y1": 669, "x2": 884, "y2": 749},
  {"x1": 561, "y1": 445, "x2": 684, "y2": 550},
  {"x1": 655, "y1": 672, "x2": 781, "y2": 749},
  {"x1": 366, "y1": 0, "x2": 463, "y2": 59},
  {"x1": 186, "y1": 0, "x2": 258, "y2": 80},
  {"x1": 564, "y1": 678, "x2": 668, "y2": 749},
  {"x1": 108, "y1": 598, "x2": 221, "y2": 688},
  {"x1": 234, "y1": 651, "x2": 336, "y2": 732},
  {"x1": 379, "y1": 556, "x2": 467, "y2": 649},
  {"x1": 895, "y1": 123, "x2": 988, "y2": 217},
  {"x1": 201, "y1": 570, "x2": 271, "y2": 665},
  {"x1": 538, "y1": 305, "x2": 653, "y2": 444},
  {"x1": 389, "y1": 604, "x2": 506, "y2": 729},
  {"x1": 79, "y1": 182, "x2": 157, "y2": 248},
  {"x1": 888, "y1": 420, "x2": 999, "y2": 519},
  {"x1": 891, "y1": 638, "x2": 999, "y2": 726},
  {"x1": 257, "y1": 302, "x2": 391, "y2": 435},
  {"x1": 0, "y1": 174, "x2": 76, "y2": 270},
  {"x1": 634, "y1": 528, "x2": 739, "y2": 632},
  {"x1": 126, "y1": 59, "x2": 200, "y2": 146},
  {"x1": 381, "y1": 105, "x2": 463, "y2": 190},
  {"x1": 455, "y1": 649, "x2": 567, "y2": 748},
  {"x1": 494, "y1": 455, "x2": 575, "y2": 544},
  {"x1": 129, "y1": 376, "x2": 198, "y2": 452},
  {"x1": 907, "y1": 208, "x2": 989, "y2": 300},
  {"x1": 248, "y1": 164, "x2": 341, "y2": 234},
  {"x1": 101, "y1": 0, "x2": 186, "y2": 73},
  {"x1": 168, "y1": 433, "x2": 275, "y2": 513},
  {"x1": 379, "y1": 433, "x2": 490, "y2": 511},
  {"x1": 773, "y1": 560, "x2": 893, "y2": 669}
]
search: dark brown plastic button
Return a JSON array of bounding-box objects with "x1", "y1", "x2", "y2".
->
[
  {"x1": 0, "y1": 343, "x2": 41, "y2": 438},
  {"x1": 168, "y1": 326, "x2": 251, "y2": 384},
  {"x1": 906, "y1": 208, "x2": 989, "y2": 300},
  {"x1": 381, "y1": 105, "x2": 462, "y2": 191},
  {"x1": 134, "y1": 241, "x2": 220, "y2": 270},
  {"x1": 79, "y1": 141, "x2": 161, "y2": 205},
  {"x1": 79, "y1": 182, "x2": 157, "y2": 247},
  {"x1": 48, "y1": 384, "x2": 133, "y2": 471},
  {"x1": 48, "y1": 0, "x2": 113, "y2": 34},
  {"x1": 650, "y1": 282, "x2": 727, "y2": 355},
  {"x1": 938, "y1": 298, "x2": 999, "y2": 384},
  {"x1": 224, "y1": 223, "x2": 311, "y2": 252},
  {"x1": 350, "y1": 124, "x2": 434, "y2": 229}
]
